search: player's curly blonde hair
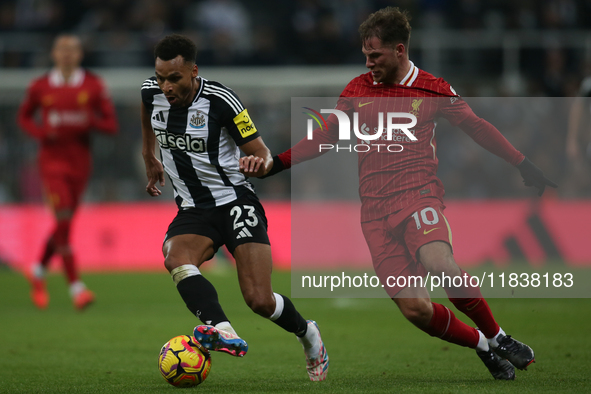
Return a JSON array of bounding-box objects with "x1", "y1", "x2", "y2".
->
[{"x1": 359, "y1": 7, "x2": 412, "y2": 49}]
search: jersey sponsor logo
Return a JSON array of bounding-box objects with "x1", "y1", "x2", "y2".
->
[
  {"x1": 233, "y1": 109, "x2": 257, "y2": 138},
  {"x1": 189, "y1": 110, "x2": 206, "y2": 129},
  {"x1": 410, "y1": 99, "x2": 423, "y2": 116},
  {"x1": 357, "y1": 122, "x2": 416, "y2": 144},
  {"x1": 423, "y1": 228, "x2": 440, "y2": 235},
  {"x1": 154, "y1": 128, "x2": 206, "y2": 153},
  {"x1": 47, "y1": 110, "x2": 88, "y2": 127},
  {"x1": 358, "y1": 101, "x2": 374, "y2": 108}
]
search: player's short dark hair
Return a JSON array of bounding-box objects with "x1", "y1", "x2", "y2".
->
[
  {"x1": 359, "y1": 7, "x2": 412, "y2": 49},
  {"x1": 154, "y1": 34, "x2": 197, "y2": 64}
]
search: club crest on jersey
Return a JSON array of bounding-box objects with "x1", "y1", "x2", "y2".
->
[
  {"x1": 77, "y1": 91, "x2": 89, "y2": 105},
  {"x1": 189, "y1": 110, "x2": 206, "y2": 129},
  {"x1": 410, "y1": 99, "x2": 423, "y2": 116}
]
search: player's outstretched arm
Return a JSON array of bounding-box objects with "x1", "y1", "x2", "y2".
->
[
  {"x1": 17, "y1": 83, "x2": 45, "y2": 139},
  {"x1": 249, "y1": 113, "x2": 341, "y2": 179},
  {"x1": 456, "y1": 111, "x2": 557, "y2": 196},
  {"x1": 141, "y1": 103, "x2": 164, "y2": 196},
  {"x1": 517, "y1": 157, "x2": 558, "y2": 196},
  {"x1": 259, "y1": 153, "x2": 289, "y2": 178},
  {"x1": 239, "y1": 137, "x2": 273, "y2": 178}
]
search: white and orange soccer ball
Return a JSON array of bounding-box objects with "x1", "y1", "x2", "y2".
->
[{"x1": 158, "y1": 335, "x2": 212, "y2": 387}]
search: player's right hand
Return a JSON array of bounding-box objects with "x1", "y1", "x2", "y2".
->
[
  {"x1": 517, "y1": 157, "x2": 557, "y2": 196},
  {"x1": 239, "y1": 154, "x2": 267, "y2": 177},
  {"x1": 145, "y1": 158, "x2": 165, "y2": 197}
]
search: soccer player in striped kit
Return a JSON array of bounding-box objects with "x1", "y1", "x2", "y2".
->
[
  {"x1": 18, "y1": 34, "x2": 118, "y2": 310},
  {"x1": 253, "y1": 7, "x2": 556, "y2": 380},
  {"x1": 141, "y1": 34, "x2": 328, "y2": 381}
]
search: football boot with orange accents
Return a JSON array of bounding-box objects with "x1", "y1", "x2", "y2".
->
[
  {"x1": 73, "y1": 289, "x2": 95, "y2": 311},
  {"x1": 300, "y1": 320, "x2": 329, "y2": 381},
  {"x1": 25, "y1": 267, "x2": 49, "y2": 309},
  {"x1": 193, "y1": 325, "x2": 248, "y2": 357}
]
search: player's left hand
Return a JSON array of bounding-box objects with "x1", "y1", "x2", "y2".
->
[
  {"x1": 239, "y1": 155, "x2": 268, "y2": 177},
  {"x1": 517, "y1": 157, "x2": 558, "y2": 196}
]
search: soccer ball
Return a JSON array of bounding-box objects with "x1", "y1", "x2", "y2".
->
[{"x1": 158, "y1": 335, "x2": 212, "y2": 387}]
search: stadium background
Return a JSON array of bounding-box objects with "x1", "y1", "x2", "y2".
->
[{"x1": 0, "y1": 0, "x2": 590, "y2": 270}]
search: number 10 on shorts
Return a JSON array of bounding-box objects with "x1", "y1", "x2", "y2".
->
[{"x1": 411, "y1": 207, "x2": 439, "y2": 230}]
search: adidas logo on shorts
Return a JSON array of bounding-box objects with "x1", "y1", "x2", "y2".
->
[{"x1": 236, "y1": 228, "x2": 253, "y2": 239}]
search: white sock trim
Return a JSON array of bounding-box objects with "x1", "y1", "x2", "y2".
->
[
  {"x1": 476, "y1": 330, "x2": 490, "y2": 352},
  {"x1": 69, "y1": 281, "x2": 86, "y2": 298},
  {"x1": 32, "y1": 263, "x2": 45, "y2": 278},
  {"x1": 488, "y1": 327, "x2": 506, "y2": 349},
  {"x1": 170, "y1": 264, "x2": 201, "y2": 285},
  {"x1": 269, "y1": 292, "x2": 284, "y2": 321}
]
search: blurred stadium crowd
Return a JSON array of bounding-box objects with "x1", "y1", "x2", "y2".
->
[
  {"x1": 0, "y1": 0, "x2": 590, "y2": 203},
  {"x1": 1, "y1": 0, "x2": 591, "y2": 72}
]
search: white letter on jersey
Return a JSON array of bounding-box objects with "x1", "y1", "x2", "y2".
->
[
  {"x1": 353, "y1": 112, "x2": 382, "y2": 141},
  {"x1": 387, "y1": 113, "x2": 417, "y2": 141},
  {"x1": 321, "y1": 109, "x2": 350, "y2": 140}
]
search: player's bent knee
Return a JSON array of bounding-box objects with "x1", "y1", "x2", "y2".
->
[
  {"x1": 397, "y1": 301, "x2": 433, "y2": 328},
  {"x1": 243, "y1": 292, "x2": 275, "y2": 318},
  {"x1": 164, "y1": 255, "x2": 186, "y2": 273}
]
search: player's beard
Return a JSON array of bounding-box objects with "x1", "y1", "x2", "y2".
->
[{"x1": 373, "y1": 64, "x2": 398, "y2": 84}]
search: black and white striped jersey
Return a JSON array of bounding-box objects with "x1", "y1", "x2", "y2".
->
[{"x1": 141, "y1": 76, "x2": 260, "y2": 209}]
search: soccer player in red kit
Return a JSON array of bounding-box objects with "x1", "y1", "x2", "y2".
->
[
  {"x1": 242, "y1": 8, "x2": 557, "y2": 380},
  {"x1": 17, "y1": 34, "x2": 118, "y2": 310}
]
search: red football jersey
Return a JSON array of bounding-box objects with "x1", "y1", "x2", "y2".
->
[
  {"x1": 18, "y1": 68, "x2": 118, "y2": 179},
  {"x1": 284, "y1": 62, "x2": 524, "y2": 222}
]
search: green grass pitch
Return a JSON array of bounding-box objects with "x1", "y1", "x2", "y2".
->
[{"x1": 1, "y1": 266, "x2": 590, "y2": 393}]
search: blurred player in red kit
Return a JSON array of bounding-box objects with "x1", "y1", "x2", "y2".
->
[
  {"x1": 17, "y1": 34, "x2": 118, "y2": 310},
  {"x1": 244, "y1": 8, "x2": 557, "y2": 380}
]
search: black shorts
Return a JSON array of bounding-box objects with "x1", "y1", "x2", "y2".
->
[{"x1": 164, "y1": 192, "x2": 270, "y2": 258}]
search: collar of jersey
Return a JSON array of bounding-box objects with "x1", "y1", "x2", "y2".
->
[
  {"x1": 192, "y1": 76, "x2": 205, "y2": 104},
  {"x1": 372, "y1": 60, "x2": 418, "y2": 87},
  {"x1": 49, "y1": 68, "x2": 85, "y2": 87}
]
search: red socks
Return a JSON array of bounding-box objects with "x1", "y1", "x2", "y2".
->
[
  {"x1": 53, "y1": 218, "x2": 80, "y2": 284},
  {"x1": 61, "y1": 251, "x2": 79, "y2": 283},
  {"x1": 421, "y1": 302, "x2": 480, "y2": 348},
  {"x1": 446, "y1": 270, "x2": 500, "y2": 338},
  {"x1": 40, "y1": 236, "x2": 56, "y2": 267}
]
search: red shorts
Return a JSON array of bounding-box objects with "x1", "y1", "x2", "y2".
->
[
  {"x1": 361, "y1": 198, "x2": 452, "y2": 297},
  {"x1": 42, "y1": 174, "x2": 87, "y2": 212}
]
